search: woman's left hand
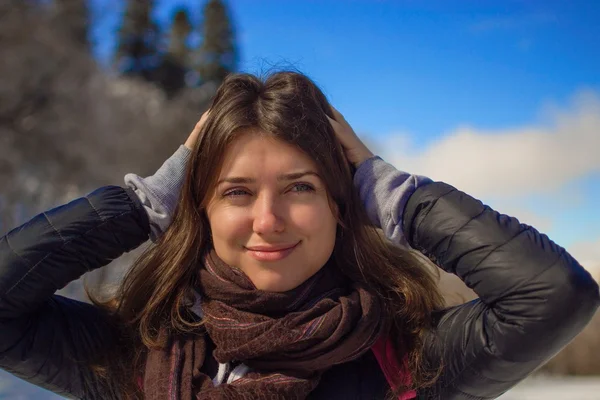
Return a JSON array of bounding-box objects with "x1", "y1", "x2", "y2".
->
[{"x1": 327, "y1": 106, "x2": 375, "y2": 168}]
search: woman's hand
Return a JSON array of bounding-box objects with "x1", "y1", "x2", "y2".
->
[
  {"x1": 327, "y1": 106, "x2": 375, "y2": 168},
  {"x1": 184, "y1": 110, "x2": 210, "y2": 150}
]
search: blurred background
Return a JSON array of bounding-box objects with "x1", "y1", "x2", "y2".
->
[{"x1": 0, "y1": 0, "x2": 598, "y2": 398}]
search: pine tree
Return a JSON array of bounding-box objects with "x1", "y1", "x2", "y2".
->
[
  {"x1": 152, "y1": 7, "x2": 192, "y2": 96},
  {"x1": 168, "y1": 8, "x2": 192, "y2": 67},
  {"x1": 115, "y1": 0, "x2": 159, "y2": 80},
  {"x1": 196, "y1": 0, "x2": 238, "y2": 83}
]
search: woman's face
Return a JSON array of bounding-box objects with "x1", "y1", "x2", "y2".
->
[{"x1": 206, "y1": 132, "x2": 338, "y2": 292}]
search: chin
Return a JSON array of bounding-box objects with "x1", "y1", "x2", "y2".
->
[
  {"x1": 250, "y1": 269, "x2": 305, "y2": 292},
  {"x1": 253, "y1": 277, "x2": 298, "y2": 292}
]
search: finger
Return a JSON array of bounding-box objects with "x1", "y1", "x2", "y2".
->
[
  {"x1": 200, "y1": 110, "x2": 210, "y2": 123},
  {"x1": 326, "y1": 114, "x2": 340, "y2": 127},
  {"x1": 326, "y1": 116, "x2": 353, "y2": 150},
  {"x1": 330, "y1": 106, "x2": 345, "y2": 122},
  {"x1": 195, "y1": 110, "x2": 211, "y2": 130},
  {"x1": 326, "y1": 116, "x2": 346, "y2": 139}
]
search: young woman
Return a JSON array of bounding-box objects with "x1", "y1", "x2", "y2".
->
[{"x1": 0, "y1": 72, "x2": 598, "y2": 400}]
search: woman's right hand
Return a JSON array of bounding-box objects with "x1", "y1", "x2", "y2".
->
[
  {"x1": 184, "y1": 110, "x2": 210, "y2": 150},
  {"x1": 327, "y1": 106, "x2": 374, "y2": 168}
]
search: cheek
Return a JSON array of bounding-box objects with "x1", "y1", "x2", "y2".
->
[
  {"x1": 208, "y1": 208, "x2": 251, "y2": 244},
  {"x1": 291, "y1": 201, "x2": 337, "y2": 241}
]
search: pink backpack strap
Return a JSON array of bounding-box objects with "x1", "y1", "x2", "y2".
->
[{"x1": 370, "y1": 335, "x2": 417, "y2": 400}]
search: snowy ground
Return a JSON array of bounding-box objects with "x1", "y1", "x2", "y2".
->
[
  {"x1": 2, "y1": 371, "x2": 600, "y2": 399},
  {"x1": 498, "y1": 375, "x2": 600, "y2": 400}
]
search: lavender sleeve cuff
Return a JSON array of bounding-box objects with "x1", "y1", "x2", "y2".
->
[
  {"x1": 353, "y1": 156, "x2": 433, "y2": 248},
  {"x1": 124, "y1": 145, "x2": 191, "y2": 242}
]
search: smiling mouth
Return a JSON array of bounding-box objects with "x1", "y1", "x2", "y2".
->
[{"x1": 245, "y1": 242, "x2": 300, "y2": 261}]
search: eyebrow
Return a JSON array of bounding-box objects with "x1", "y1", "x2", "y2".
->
[{"x1": 217, "y1": 171, "x2": 320, "y2": 185}]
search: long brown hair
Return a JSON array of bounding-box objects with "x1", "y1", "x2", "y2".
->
[{"x1": 90, "y1": 71, "x2": 444, "y2": 399}]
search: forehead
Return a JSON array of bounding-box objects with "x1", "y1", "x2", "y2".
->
[{"x1": 219, "y1": 131, "x2": 318, "y2": 175}]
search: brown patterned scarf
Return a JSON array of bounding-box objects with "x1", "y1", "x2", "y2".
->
[{"x1": 143, "y1": 249, "x2": 386, "y2": 399}]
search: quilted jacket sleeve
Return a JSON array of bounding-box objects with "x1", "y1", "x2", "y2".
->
[
  {"x1": 404, "y1": 183, "x2": 600, "y2": 399},
  {"x1": 0, "y1": 186, "x2": 150, "y2": 399}
]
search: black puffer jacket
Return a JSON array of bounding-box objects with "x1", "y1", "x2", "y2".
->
[{"x1": 0, "y1": 182, "x2": 598, "y2": 399}]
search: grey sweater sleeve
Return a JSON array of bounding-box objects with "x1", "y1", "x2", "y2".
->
[
  {"x1": 353, "y1": 156, "x2": 433, "y2": 248},
  {"x1": 124, "y1": 145, "x2": 191, "y2": 242}
]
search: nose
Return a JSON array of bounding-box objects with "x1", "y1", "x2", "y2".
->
[{"x1": 252, "y1": 194, "x2": 285, "y2": 235}]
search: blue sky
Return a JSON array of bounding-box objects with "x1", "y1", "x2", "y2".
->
[{"x1": 90, "y1": 0, "x2": 600, "y2": 269}]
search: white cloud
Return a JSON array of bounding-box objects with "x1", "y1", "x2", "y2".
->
[
  {"x1": 482, "y1": 199, "x2": 554, "y2": 233},
  {"x1": 375, "y1": 90, "x2": 600, "y2": 201},
  {"x1": 369, "y1": 90, "x2": 600, "y2": 275},
  {"x1": 568, "y1": 238, "x2": 600, "y2": 279}
]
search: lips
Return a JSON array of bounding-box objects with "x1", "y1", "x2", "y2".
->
[
  {"x1": 245, "y1": 243, "x2": 298, "y2": 252},
  {"x1": 245, "y1": 242, "x2": 300, "y2": 261}
]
